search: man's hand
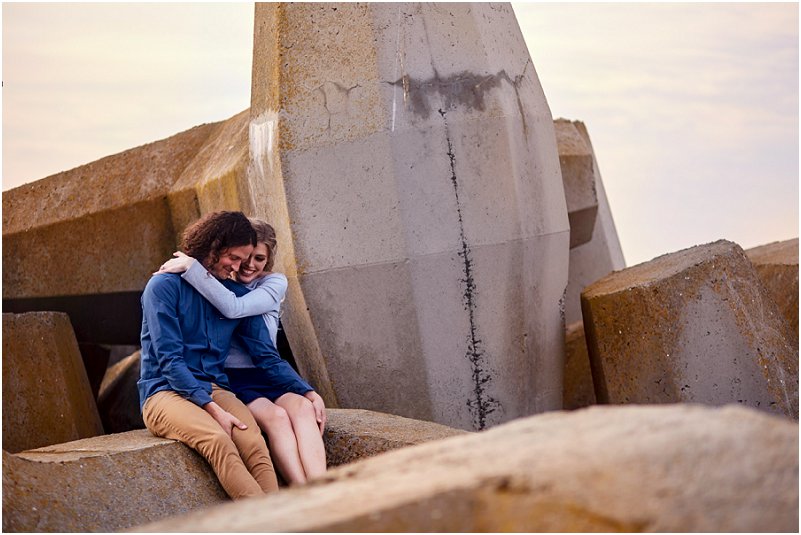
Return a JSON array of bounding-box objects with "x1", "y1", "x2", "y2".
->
[
  {"x1": 203, "y1": 401, "x2": 247, "y2": 438},
  {"x1": 155, "y1": 251, "x2": 194, "y2": 275},
  {"x1": 304, "y1": 391, "x2": 327, "y2": 435}
]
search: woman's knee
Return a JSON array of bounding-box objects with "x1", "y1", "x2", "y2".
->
[
  {"x1": 249, "y1": 398, "x2": 291, "y2": 430},
  {"x1": 277, "y1": 393, "x2": 315, "y2": 420}
]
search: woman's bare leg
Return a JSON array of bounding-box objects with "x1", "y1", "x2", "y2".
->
[
  {"x1": 247, "y1": 397, "x2": 307, "y2": 485},
  {"x1": 275, "y1": 393, "x2": 327, "y2": 480}
]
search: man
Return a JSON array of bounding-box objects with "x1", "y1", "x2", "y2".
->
[{"x1": 138, "y1": 211, "x2": 308, "y2": 499}]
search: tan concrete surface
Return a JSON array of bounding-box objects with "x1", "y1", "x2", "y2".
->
[
  {"x1": 582, "y1": 240, "x2": 798, "y2": 419},
  {"x1": 2, "y1": 122, "x2": 218, "y2": 300},
  {"x1": 167, "y1": 109, "x2": 255, "y2": 232},
  {"x1": 2, "y1": 109, "x2": 257, "y2": 352},
  {"x1": 97, "y1": 350, "x2": 145, "y2": 434},
  {"x1": 2, "y1": 408, "x2": 463, "y2": 532},
  {"x1": 563, "y1": 321, "x2": 596, "y2": 410},
  {"x1": 250, "y1": 2, "x2": 570, "y2": 431},
  {"x1": 554, "y1": 118, "x2": 598, "y2": 249},
  {"x1": 2, "y1": 312, "x2": 104, "y2": 453},
  {"x1": 562, "y1": 119, "x2": 625, "y2": 325},
  {"x1": 745, "y1": 237, "x2": 798, "y2": 342},
  {"x1": 2, "y1": 431, "x2": 227, "y2": 532},
  {"x1": 133, "y1": 404, "x2": 798, "y2": 532},
  {"x1": 324, "y1": 408, "x2": 467, "y2": 467}
]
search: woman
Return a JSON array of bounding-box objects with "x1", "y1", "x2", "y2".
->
[{"x1": 158, "y1": 219, "x2": 327, "y2": 484}]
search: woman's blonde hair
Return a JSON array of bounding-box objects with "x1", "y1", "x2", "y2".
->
[{"x1": 249, "y1": 218, "x2": 278, "y2": 271}]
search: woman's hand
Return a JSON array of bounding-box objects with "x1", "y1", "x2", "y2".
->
[
  {"x1": 155, "y1": 251, "x2": 194, "y2": 275},
  {"x1": 304, "y1": 390, "x2": 327, "y2": 434}
]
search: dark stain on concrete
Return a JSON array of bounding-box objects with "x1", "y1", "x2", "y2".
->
[
  {"x1": 387, "y1": 62, "x2": 532, "y2": 136},
  {"x1": 438, "y1": 108, "x2": 500, "y2": 431},
  {"x1": 402, "y1": 71, "x2": 502, "y2": 118}
]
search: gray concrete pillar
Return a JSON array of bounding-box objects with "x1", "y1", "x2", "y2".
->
[{"x1": 250, "y1": 3, "x2": 570, "y2": 430}]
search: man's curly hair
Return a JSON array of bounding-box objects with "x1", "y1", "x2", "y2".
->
[{"x1": 180, "y1": 211, "x2": 256, "y2": 267}]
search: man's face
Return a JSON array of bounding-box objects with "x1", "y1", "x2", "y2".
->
[{"x1": 203, "y1": 244, "x2": 255, "y2": 280}]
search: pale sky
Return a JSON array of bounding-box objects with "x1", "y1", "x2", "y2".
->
[{"x1": 2, "y1": 2, "x2": 798, "y2": 266}]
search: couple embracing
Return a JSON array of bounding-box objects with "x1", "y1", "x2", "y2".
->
[{"x1": 138, "y1": 211, "x2": 326, "y2": 499}]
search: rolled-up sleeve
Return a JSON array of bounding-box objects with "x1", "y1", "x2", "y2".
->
[{"x1": 142, "y1": 276, "x2": 213, "y2": 407}]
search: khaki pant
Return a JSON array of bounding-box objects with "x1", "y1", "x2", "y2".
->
[{"x1": 143, "y1": 384, "x2": 278, "y2": 499}]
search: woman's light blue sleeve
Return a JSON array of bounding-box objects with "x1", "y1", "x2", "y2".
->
[{"x1": 181, "y1": 261, "x2": 287, "y2": 319}]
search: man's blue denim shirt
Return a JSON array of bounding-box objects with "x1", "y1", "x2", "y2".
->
[{"x1": 138, "y1": 273, "x2": 311, "y2": 411}]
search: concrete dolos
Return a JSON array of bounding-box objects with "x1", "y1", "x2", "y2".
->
[
  {"x1": 324, "y1": 408, "x2": 467, "y2": 466},
  {"x1": 2, "y1": 122, "x2": 217, "y2": 345},
  {"x1": 2, "y1": 432, "x2": 227, "y2": 532},
  {"x1": 554, "y1": 118, "x2": 598, "y2": 249},
  {"x1": 2, "y1": 312, "x2": 104, "y2": 453},
  {"x1": 1, "y1": 109, "x2": 265, "y2": 391},
  {"x1": 563, "y1": 321, "x2": 595, "y2": 410},
  {"x1": 582, "y1": 240, "x2": 799, "y2": 419},
  {"x1": 97, "y1": 351, "x2": 145, "y2": 434},
  {"x1": 557, "y1": 119, "x2": 625, "y2": 325},
  {"x1": 745, "y1": 238, "x2": 799, "y2": 343},
  {"x1": 2, "y1": 408, "x2": 463, "y2": 532},
  {"x1": 136, "y1": 404, "x2": 799, "y2": 533},
  {"x1": 250, "y1": 3, "x2": 570, "y2": 430}
]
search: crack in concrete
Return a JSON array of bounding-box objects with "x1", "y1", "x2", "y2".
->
[
  {"x1": 316, "y1": 81, "x2": 362, "y2": 131},
  {"x1": 439, "y1": 108, "x2": 500, "y2": 430}
]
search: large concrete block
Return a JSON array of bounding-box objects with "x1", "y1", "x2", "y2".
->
[
  {"x1": 2, "y1": 110, "x2": 255, "y2": 348},
  {"x1": 745, "y1": 238, "x2": 798, "y2": 342},
  {"x1": 136, "y1": 404, "x2": 799, "y2": 532},
  {"x1": 554, "y1": 118, "x2": 598, "y2": 249},
  {"x1": 582, "y1": 240, "x2": 798, "y2": 419},
  {"x1": 2, "y1": 431, "x2": 227, "y2": 532},
  {"x1": 2, "y1": 122, "x2": 216, "y2": 302},
  {"x1": 2, "y1": 312, "x2": 104, "y2": 453},
  {"x1": 563, "y1": 321, "x2": 596, "y2": 410},
  {"x1": 1, "y1": 109, "x2": 264, "y2": 403},
  {"x1": 97, "y1": 350, "x2": 145, "y2": 434},
  {"x1": 2, "y1": 408, "x2": 462, "y2": 531},
  {"x1": 250, "y1": 3, "x2": 570, "y2": 430},
  {"x1": 561, "y1": 119, "x2": 625, "y2": 325},
  {"x1": 324, "y1": 408, "x2": 467, "y2": 467},
  {"x1": 167, "y1": 109, "x2": 257, "y2": 230}
]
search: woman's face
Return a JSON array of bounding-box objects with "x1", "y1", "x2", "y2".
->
[{"x1": 236, "y1": 242, "x2": 270, "y2": 284}]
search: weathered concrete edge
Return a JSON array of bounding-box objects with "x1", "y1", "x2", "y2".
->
[
  {"x1": 3, "y1": 430, "x2": 227, "y2": 532},
  {"x1": 3, "y1": 408, "x2": 466, "y2": 532},
  {"x1": 129, "y1": 404, "x2": 799, "y2": 533}
]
